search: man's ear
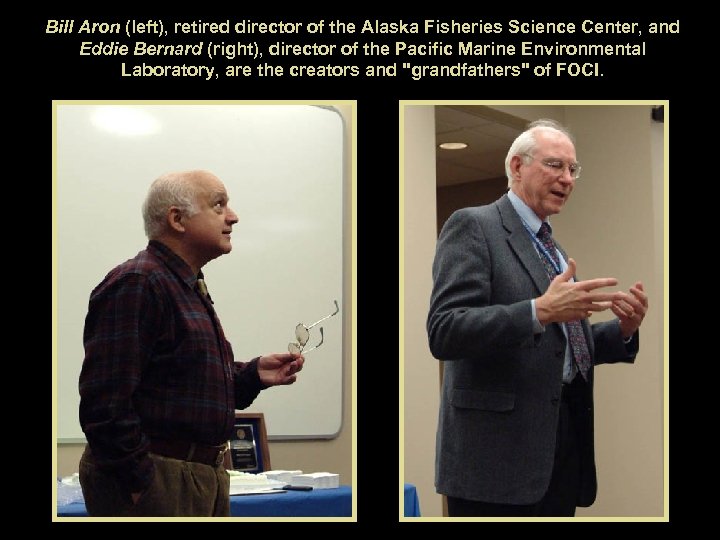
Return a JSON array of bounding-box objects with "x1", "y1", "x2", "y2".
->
[
  {"x1": 509, "y1": 154, "x2": 524, "y2": 183},
  {"x1": 167, "y1": 207, "x2": 185, "y2": 233}
]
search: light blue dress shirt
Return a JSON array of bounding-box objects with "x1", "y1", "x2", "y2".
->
[{"x1": 507, "y1": 190, "x2": 577, "y2": 383}]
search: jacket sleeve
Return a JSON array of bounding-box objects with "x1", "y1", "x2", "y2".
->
[
  {"x1": 592, "y1": 319, "x2": 639, "y2": 366},
  {"x1": 427, "y1": 208, "x2": 537, "y2": 361}
]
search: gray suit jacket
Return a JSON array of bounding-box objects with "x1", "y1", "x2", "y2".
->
[{"x1": 427, "y1": 194, "x2": 638, "y2": 506}]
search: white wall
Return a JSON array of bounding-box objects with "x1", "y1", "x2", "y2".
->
[
  {"x1": 56, "y1": 104, "x2": 344, "y2": 442},
  {"x1": 557, "y1": 105, "x2": 664, "y2": 517},
  {"x1": 402, "y1": 105, "x2": 443, "y2": 517}
]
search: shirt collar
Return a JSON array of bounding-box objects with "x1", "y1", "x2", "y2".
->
[
  {"x1": 147, "y1": 240, "x2": 199, "y2": 289},
  {"x1": 507, "y1": 190, "x2": 549, "y2": 235}
]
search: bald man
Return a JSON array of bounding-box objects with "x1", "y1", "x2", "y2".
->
[{"x1": 78, "y1": 171, "x2": 304, "y2": 517}]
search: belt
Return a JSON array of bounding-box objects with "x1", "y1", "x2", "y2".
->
[{"x1": 149, "y1": 439, "x2": 228, "y2": 467}]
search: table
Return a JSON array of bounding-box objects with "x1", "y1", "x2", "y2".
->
[
  {"x1": 57, "y1": 486, "x2": 352, "y2": 517},
  {"x1": 404, "y1": 483, "x2": 421, "y2": 517}
]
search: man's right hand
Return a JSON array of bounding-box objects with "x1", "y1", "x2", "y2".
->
[{"x1": 535, "y1": 258, "x2": 621, "y2": 325}]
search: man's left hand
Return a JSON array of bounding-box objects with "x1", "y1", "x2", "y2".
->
[
  {"x1": 611, "y1": 281, "x2": 648, "y2": 339},
  {"x1": 257, "y1": 353, "x2": 304, "y2": 386}
]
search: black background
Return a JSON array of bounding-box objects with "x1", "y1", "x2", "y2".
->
[{"x1": 27, "y1": 11, "x2": 694, "y2": 530}]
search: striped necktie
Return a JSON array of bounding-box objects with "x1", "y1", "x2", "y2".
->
[
  {"x1": 537, "y1": 222, "x2": 591, "y2": 381},
  {"x1": 196, "y1": 274, "x2": 213, "y2": 304}
]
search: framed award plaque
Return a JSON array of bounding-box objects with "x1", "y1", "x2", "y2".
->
[{"x1": 226, "y1": 412, "x2": 271, "y2": 473}]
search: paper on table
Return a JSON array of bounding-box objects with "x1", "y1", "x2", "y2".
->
[
  {"x1": 290, "y1": 472, "x2": 340, "y2": 489},
  {"x1": 227, "y1": 473, "x2": 286, "y2": 496},
  {"x1": 264, "y1": 470, "x2": 303, "y2": 484},
  {"x1": 229, "y1": 487, "x2": 287, "y2": 496}
]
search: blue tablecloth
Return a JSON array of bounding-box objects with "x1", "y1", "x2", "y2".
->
[
  {"x1": 404, "y1": 483, "x2": 421, "y2": 517},
  {"x1": 57, "y1": 486, "x2": 352, "y2": 517}
]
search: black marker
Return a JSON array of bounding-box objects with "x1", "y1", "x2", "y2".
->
[{"x1": 276, "y1": 485, "x2": 313, "y2": 491}]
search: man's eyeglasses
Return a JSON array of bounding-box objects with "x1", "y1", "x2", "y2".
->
[
  {"x1": 522, "y1": 153, "x2": 582, "y2": 180},
  {"x1": 288, "y1": 300, "x2": 340, "y2": 355}
]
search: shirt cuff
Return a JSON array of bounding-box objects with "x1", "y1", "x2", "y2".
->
[
  {"x1": 531, "y1": 299, "x2": 545, "y2": 334},
  {"x1": 245, "y1": 357, "x2": 266, "y2": 390},
  {"x1": 234, "y1": 357, "x2": 267, "y2": 410}
]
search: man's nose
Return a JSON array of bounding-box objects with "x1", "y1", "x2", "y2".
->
[
  {"x1": 559, "y1": 166, "x2": 575, "y2": 184},
  {"x1": 226, "y1": 206, "x2": 239, "y2": 224}
]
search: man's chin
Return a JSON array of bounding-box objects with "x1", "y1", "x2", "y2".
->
[
  {"x1": 546, "y1": 202, "x2": 565, "y2": 216},
  {"x1": 205, "y1": 245, "x2": 231, "y2": 263}
]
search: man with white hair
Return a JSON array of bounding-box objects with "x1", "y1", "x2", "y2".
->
[
  {"x1": 78, "y1": 170, "x2": 304, "y2": 517},
  {"x1": 427, "y1": 120, "x2": 648, "y2": 516}
]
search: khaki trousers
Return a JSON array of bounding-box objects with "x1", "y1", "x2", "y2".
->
[{"x1": 79, "y1": 446, "x2": 230, "y2": 517}]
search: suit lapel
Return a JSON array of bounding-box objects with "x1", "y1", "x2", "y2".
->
[{"x1": 497, "y1": 194, "x2": 549, "y2": 296}]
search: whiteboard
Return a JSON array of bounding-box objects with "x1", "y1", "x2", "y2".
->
[{"x1": 56, "y1": 104, "x2": 344, "y2": 441}]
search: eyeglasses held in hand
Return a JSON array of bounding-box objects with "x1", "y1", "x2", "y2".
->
[
  {"x1": 522, "y1": 153, "x2": 582, "y2": 180},
  {"x1": 288, "y1": 300, "x2": 340, "y2": 355}
]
